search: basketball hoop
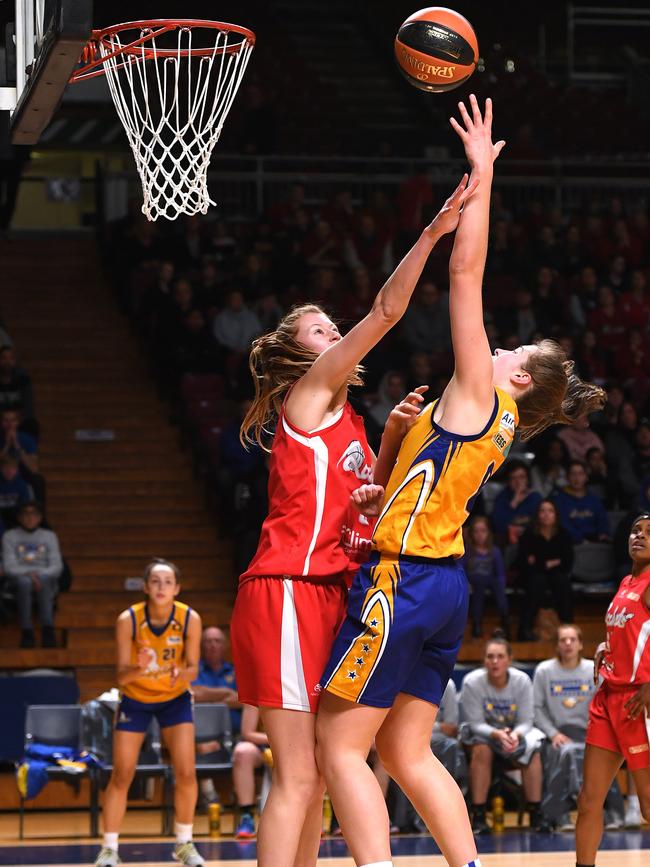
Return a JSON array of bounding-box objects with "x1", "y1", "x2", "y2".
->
[{"x1": 72, "y1": 20, "x2": 255, "y2": 221}]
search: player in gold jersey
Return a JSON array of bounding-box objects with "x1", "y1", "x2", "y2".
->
[
  {"x1": 317, "y1": 97, "x2": 605, "y2": 867},
  {"x1": 93, "y1": 559, "x2": 203, "y2": 867}
]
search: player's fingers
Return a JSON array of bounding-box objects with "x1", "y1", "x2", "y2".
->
[
  {"x1": 459, "y1": 177, "x2": 480, "y2": 203},
  {"x1": 457, "y1": 100, "x2": 473, "y2": 130},
  {"x1": 449, "y1": 116, "x2": 468, "y2": 139},
  {"x1": 469, "y1": 93, "x2": 482, "y2": 125},
  {"x1": 494, "y1": 140, "x2": 506, "y2": 158},
  {"x1": 484, "y1": 96, "x2": 493, "y2": 128},
  {"x1": 414, "y1": 384, "x2": 429, "y2": 395}
]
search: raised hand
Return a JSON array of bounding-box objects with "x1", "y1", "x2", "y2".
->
[
  {"x1": 426, "y1": 173, "x2": 479, "y2": 237},
  {"x1": 450, "y1": 95, "x2": 505, "y2": 169},
  {"x1": 351, "y1": 483, "x2": 385, "y2": 518},
  {"x1": 384, "y1": 384, "x2": 429, "y2": 439}
]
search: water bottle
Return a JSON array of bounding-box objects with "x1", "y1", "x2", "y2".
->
[
  {"x1": 491, "y1": 795, "x2": 505, "y2": 833},
  {"x1": 208, "y1": 801, "x2": 221, "y2": 838},
  {"x1": 322, "y1": 792, "x2": 333, "y2": 834}
]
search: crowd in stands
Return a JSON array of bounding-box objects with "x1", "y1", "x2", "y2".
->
[
  {"x1": 108, "y1": 172, "x2": 650, "y2": 639},
  {"x1": 0, "y1": 324, "x2": 66, "y2": 647}
]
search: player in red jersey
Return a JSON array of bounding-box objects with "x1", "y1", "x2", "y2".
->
[
  {"x1": 576, "y1": 513, "x2": 650, "y2": 867},
  {"x1": 230, "y1": 175, "x2": 477, "y2": 867}
]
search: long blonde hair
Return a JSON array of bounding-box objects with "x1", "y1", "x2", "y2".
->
[
  {"x1": 240, "y1": 304, "x2": 363, "y2": 450},
  {"x1": 516, "y1": 339, "x2": 606, "y2": 441}
]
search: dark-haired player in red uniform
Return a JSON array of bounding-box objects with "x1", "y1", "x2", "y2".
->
[
  {"x1": 576, "y1": 513, "x2": 650, "y2": 867},
  {"x1": 229, "y1": 176, "x2": 476, "y2": 867}
]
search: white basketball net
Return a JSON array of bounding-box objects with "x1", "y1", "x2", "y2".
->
[{"x1": 98, "y1": 25, "x2": 254, "y2": 221}]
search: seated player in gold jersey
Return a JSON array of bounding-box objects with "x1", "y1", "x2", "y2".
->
[
  {"x1": 93, "y1": 559, "x2": 203, "y2": 867},
  {"x1": 316, "y1": 96, "x2": 606, "y2": 867}
]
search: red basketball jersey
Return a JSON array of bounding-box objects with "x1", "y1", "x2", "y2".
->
[
  {"x1": 601, "y1": 570, "x2": 650, "y2": 687},
  {"x1": 240, "y1": 401, "x2": 374, "y2": 585}
]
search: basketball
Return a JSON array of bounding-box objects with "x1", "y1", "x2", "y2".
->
[{"x1": 394, "y1": 7, "x2": 478, "y2": 93}]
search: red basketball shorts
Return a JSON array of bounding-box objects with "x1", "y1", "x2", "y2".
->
[
  {"x1": 586, "y1": 682, "x2": 650, "y2": 770},
  {"x1": 230, "y1": 577, "x2": 347, "y2": 713}
]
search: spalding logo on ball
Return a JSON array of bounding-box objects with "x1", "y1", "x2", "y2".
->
[{"x1": 395, "y1": 6, "x2": 478, "y2": 93}]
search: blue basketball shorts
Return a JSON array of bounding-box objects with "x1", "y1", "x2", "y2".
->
[
  {"x1": 115, "y1": 691, "x2": 194, "y2": 732},
  {"x1": 320, "y1": 552, "x2": 468, "y2": 708}
]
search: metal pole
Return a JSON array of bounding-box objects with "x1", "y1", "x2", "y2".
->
[
  {"x1": 15, "y1": 0, "x2": 26, "y2": 101},
  {"x1": 24, "y1": 0, "x2": 34, "y2": 70}
]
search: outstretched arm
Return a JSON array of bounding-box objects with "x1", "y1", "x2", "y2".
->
[
  {"x1": 445, "y1": 96, "x2": 505, "y2": 410},
  {"x1": 288, "y1": 178, "x2": 477, "y2": 430}
]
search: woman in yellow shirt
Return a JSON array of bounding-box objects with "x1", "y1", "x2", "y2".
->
[{"x1": 94, "y1": 558, "x2": 203, "y2": 867}]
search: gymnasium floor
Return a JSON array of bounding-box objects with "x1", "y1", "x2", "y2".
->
[{"x1": 1, "y1": 829, "x2": 648, "y2": 866}]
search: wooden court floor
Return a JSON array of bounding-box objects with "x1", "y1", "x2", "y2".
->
[
  {"x1": 0, "y1": 810, "x2": 648, "y2": 867},
  {"x1": 0, "y1": 846, "x2": 648, "y2": 867}
]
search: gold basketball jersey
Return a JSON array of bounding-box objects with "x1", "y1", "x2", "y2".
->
[
  {"x1": 373, "y1": 388, "x2": 518, "y2": 560},
  {"x1": 122, "y1": 601, "x2": 191, "y2": 703}
]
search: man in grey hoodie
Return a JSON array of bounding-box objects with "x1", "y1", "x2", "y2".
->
[
  {"x1": 3, "y1": 501, "x2": 62, "y2": 647},
  {"x1": 533, "y1": 623, "x2": 624, "y2": 829}
]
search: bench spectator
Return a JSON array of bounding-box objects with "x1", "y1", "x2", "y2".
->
[
  {"x1": 231, "y1": 704, "x2": 270, "y2": 839},
  {"x1": 460, "y1": 634, "x2": 548, "y2": 835},
  {"x1": 192, "y1": 626, "x2": 242, "y2": 811},
  {"x1": 2, "y1": 501, "x2": 63, "y2": 648},
  {"x1": 192, "y1": 626, "x2": 241, "y2": 731},
  {"x1": 533, "y1": 624, "x2": 623, "y2": 830}
]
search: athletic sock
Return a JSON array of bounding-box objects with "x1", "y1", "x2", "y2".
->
[
  {"x1": 103, "y1": 832, "x2": 118, "y2": 852},
  {"x1": 462, "y1": 860, "x2": 483, "y2": 867},
  {"x1": 627, "y1": 794, "x2": 640, "y2": 809},
  {"x1": 359, "y1": 862, "x2": 393, "y2": 867},
  {"x1": 175, "y1": 823, "x2": 193, "y2": 844}
]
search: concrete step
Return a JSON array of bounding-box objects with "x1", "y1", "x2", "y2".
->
[
  {"x1": 59, "y1": 524, "x2": 218, "y2": 541},
  {"x1": 66, "y1": 572, "x2": 226, "y2": 592},
  {"x1": 63, "y1": 539, "x2": 224, "y2": 557},
  {"x1": 67, "y1": 556, "x2": 232, "y2": 578}
]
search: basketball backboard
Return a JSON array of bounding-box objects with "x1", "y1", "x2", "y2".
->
[{"x1": 1, "y1": 0, "x2": 92, "y2": 144}]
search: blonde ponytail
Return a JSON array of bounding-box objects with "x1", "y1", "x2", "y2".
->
[{"x1": 516, "y1": 339, "x2": 606, "y2": 441}]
